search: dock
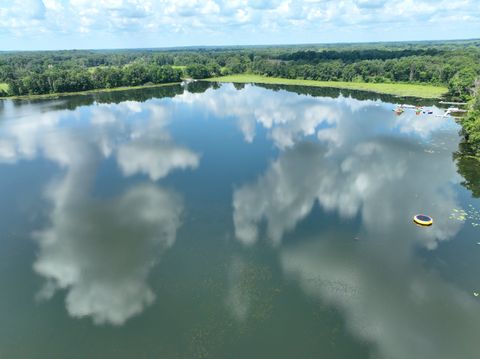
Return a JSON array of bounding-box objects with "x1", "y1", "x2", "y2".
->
[{"x1": 439, "y1": 101, "x2": 468, "y2": 106}]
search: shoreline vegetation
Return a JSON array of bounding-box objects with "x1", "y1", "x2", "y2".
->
[
  {"x1": 0, "y1": 76, "x2": 447, "y2": 100},
  {"x1": 0, "y1": 41, "x2": 478, "y2": 153},
  {"x1": 206, "y1": 74, "x2": 448, "y2": 98},
  {"x1": 457, "y1": 84, "x2": 480, "y2": 155},
  {"x1": 0, "y1": 81, "x2": 180, "y2": 100}
]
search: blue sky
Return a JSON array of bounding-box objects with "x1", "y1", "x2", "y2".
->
[{"x1": 1, "y1": 0, "x2": 479, "y2": 51}]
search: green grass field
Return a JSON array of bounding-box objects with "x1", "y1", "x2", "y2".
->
[
  {"x1": 0, "y1": 83, "x2": 8, "y2": 93},
  {"x1": 206, "y1": 74, "x2": 448, "y2": 99}
]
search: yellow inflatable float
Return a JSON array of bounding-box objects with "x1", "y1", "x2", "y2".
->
[{"x1": 413, "y1": 214, "x2": 433, "y2": 226}]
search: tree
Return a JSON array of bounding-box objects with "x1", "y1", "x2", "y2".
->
[
  {"x1": 185, "y1": 64, "x2": 211, "y2": 79},
  {"x1": 448, "y1": 68, "x2": 477, "y2": 100}
]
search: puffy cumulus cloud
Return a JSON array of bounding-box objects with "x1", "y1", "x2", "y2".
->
[
  {"x1": 355, "y1": 0, "x2": 388, "y2": 9},
  {"x1": 281, "y1": 236, "x2": 480, "y2": 359},
  {"x1": 0, "y1": 0, "x2": 57, "y2": 36},
  {"x1": 0, "y1": 97, "x2": 200, "y2": 325},
  {"x1": 293, "y1": 0, "x2": 480, "y2": 27},
  {"x1": 18, "y1": 0, "x2": 46, "y2": 20},
  {"x1": 1, "y1": 0, "x2": 479, "y2": 46},
  {"x1": 70, "y1": 0, "x2": 153, "y2": 33}
]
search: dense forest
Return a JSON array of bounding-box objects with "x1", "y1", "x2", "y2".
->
[
  {"x1": 1, "y1": 40, "x2": 479, "y2": 99},
  {"x1": 0, "y1": 61, "x2": 183, "y2": 96}
]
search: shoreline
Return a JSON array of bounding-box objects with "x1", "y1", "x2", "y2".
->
[
  {"x1": 0, "y1": 75, "x2": 449, "y2": 101},
  {"x1": 205, "y1": 74, "x2": 448, "y2": 99},
  {"x1": 0, "y1": 82, "x2": 182, "y2": 101}
]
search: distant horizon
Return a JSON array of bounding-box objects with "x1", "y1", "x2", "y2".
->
[
  {"x1": 1, "y1": 37, "x2": 479, "y2": 53},
  {"x1": 1, "y1": 0, "x2": 479, "y2": 52}
]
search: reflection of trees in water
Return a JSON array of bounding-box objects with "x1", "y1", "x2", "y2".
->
[
  {"x1": 454, "y1": 151, "x2": 480, "y2": 198},
  {"x1": 92, "y1": 84, "x2": 185, "y2": 104},
  {"x1": 253, "y1": 83, "x2": 438, "y2": 106},
  {"x1": 10, "y1": 84, "x2": 189, "y2": 112},
  {"x1": 454, "y1": 125, "x2": 480, "y2": 197},
  {"x1": 232, "y1": 83, "x2": 246, "y2": 91},
  {"x1": 186, "y1": 81, "x2": 217, "y2": 93}
]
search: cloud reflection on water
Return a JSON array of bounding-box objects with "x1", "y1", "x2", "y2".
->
[
  {"x1": 174, "y1": 84, "x2": 451, "y2": 150},
  {"x1": 226, "y1": 85, "x2": 461, "y2": 248},
  {"x1": 233, "y1": 137, "x2": 461, "y2": 248},
  {"x1": 220, "y1": 85, "x2": 476, "y2": 357},
  {"x1": 0, "y1": 83, "x2": 474, "y2": 358},
  {"x1": 0, "y1": 99, "x2": 199, "y2": 325},
  {"x1": 281, "y1": 236, "x2": 480, "y2": 359}
]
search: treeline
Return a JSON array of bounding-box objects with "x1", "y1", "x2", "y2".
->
[
  {"x1": 1, "y1": 40, "x2": 480, "y2": 99},
  {"x1": 277, "y1": 48, "x2": 443, "y2": 62},
  {"x1": 454, "y1": 81, "x2": 480, "y2": 191},
  {"x1": 458, "y1": 82, "x2": 480, "y2": 154},
  {"x1": 3, "y1": 63, "x2": 182, "y2": 96},
  {"x1": 251, "y1": 51, "x2": 480, "y2": 100}
]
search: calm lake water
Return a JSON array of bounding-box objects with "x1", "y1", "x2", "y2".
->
[{"x1": 0, "y1": 82, "x2": 479, "y2": 359}]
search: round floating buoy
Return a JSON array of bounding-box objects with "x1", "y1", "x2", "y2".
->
[{"x1": 413, "y1": 214, "x2": 433, "y2": 226}]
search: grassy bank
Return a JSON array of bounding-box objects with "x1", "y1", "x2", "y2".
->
[
  {"x1": 206, "y1": 74, "x2": 448, "y2": 99},
  {"x1": 1, "y1": 82, "x2": 181, "y2": 100}
]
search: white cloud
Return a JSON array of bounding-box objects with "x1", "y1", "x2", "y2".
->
[
  {"x1": 19, "y1": 0, "x2": 46, "y2": 19},
  {"x1": 0, "y1": 0, "x2": 479, "y2": 47}
]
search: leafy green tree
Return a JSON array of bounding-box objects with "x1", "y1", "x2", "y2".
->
[
  {"x1": 185, "y1": 64, "x2": 211, "y2": 79},
  {"x1": 448, "y1": 68, "x2": 477, "y2": 100}
]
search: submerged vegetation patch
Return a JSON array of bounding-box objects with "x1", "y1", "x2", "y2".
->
[{"x1": 449, "y1": 205, "x2": 480, "y2": 227}]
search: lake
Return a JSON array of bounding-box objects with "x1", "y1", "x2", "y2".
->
[{"x1": 0, "y1": 82, "x2": 479, "y2": 359}]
